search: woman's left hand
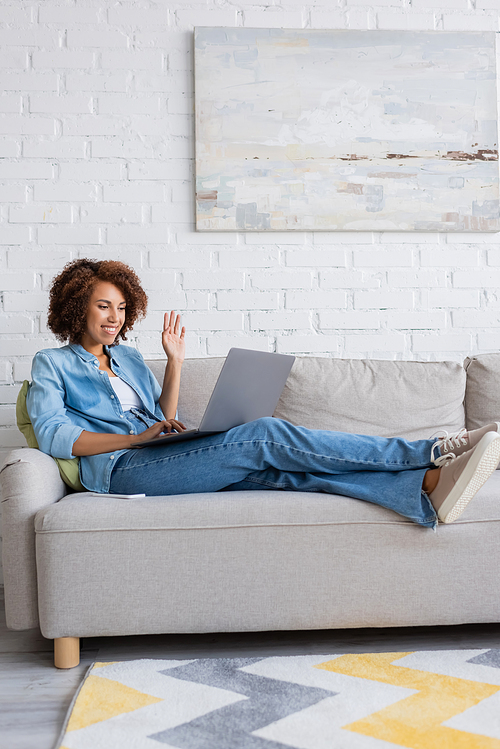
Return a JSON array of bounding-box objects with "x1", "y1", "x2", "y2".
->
[{"x1": 162, "y1": 311, "x2": 186, "y2": 363}]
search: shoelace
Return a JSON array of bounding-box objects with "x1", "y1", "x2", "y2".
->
[
  {"x1": 433, "y1": 452, "x2": 457, "y2": 468},
  {"x1": 430, "y1": 428, "x2": 468, "y2": 466},
  {"x1": 436, "y1": 428, "x2": 468, "y2": 454}
]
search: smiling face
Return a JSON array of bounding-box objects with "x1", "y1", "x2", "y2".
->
[{"x1": 80, "y1": 281, "x2": 127, "y2": 354}]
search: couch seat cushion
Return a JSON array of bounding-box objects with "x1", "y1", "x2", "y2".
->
[{"x1": 33, "y1": 477, "x2": 500, "y2": 639}]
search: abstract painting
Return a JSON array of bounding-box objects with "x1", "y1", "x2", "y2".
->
[{"x1": 194, "y1": 29, "x2": 499, "y2": 232}]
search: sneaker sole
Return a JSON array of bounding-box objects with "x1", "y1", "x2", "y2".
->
[{"x1": 439, "y1": 432, "x2": 500, "y2": 523}]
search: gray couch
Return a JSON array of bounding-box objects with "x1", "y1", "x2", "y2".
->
[{"x1": 2, "y1": 353, "x2": 500, "y2": 668}]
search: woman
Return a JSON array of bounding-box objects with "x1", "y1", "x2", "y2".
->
[{"x1": 27, "y1": 258, "x2": 500, "y2": 530}]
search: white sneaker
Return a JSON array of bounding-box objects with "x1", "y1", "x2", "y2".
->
[
  {"x1": 429, "y1": 432, "x2": 500, "y2": 523},
  {"x1": 431, "y1": 422, "x2": 500, "y2": 466}
]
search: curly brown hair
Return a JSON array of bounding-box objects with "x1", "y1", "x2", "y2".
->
[{"x1": 47, "y1": 258, "x2": 148, "y2": 344}]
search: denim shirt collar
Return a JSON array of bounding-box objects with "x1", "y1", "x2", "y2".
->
[{"x1": 69, "y1": 342, "x2": 120, "y2": 367}]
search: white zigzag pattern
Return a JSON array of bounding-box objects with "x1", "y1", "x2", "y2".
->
[
  {"x1": 62, "y1": 659, "x2": 246, "y2": 749},
  {"x1": 393, "y1": 650, "x2": 500, "y2": 740},
  {"x1": 61, "y1": 652, "x2": 500, "y2": 749},
  {"x1": 243, "y1": 655, "x2": 415, "y2": 749}
]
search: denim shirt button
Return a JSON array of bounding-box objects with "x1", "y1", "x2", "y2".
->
[
  {"x1": 120, "y1": 414, "x2": 124, "y2": 418},
  {"x1": 110, "y1": 455, "x2": 114, "y2": 460},
  {"x1": 110, "y1": 395, "x2": 115, "y2": 399},
  {"x1": 129, "y1": 430, "x2": 134, "y2": 435}
]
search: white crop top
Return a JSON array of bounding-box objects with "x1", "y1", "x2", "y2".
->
[{"x1": 108, "y1": 376, "x2": 143, "y2": 411}]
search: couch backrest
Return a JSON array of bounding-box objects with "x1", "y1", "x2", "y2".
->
[
  {"x1": 147, "y1": 356, "x2": 466, "y2": 440},
  {"x1": 465, "y1": 353, "x2": 500, "y2": 430}
]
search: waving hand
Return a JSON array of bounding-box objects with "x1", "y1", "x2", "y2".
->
[{"x1": 162, "y1": 311, "x2": 186, "y2": 363}]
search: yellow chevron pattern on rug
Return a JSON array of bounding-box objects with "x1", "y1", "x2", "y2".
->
[
  {"x1": 66, "y1": 671, "x2": 162, "y2": 732},
  {"x1": 316, "y1": 652, "x2": 500, "y2": 749},
  {"x1": 56, "y1": 652, "x2": 500, "y2": 748}
]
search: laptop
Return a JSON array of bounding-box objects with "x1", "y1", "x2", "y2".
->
[{"x1": 132, "y1": 347, "x2": 295, "y2": 447}]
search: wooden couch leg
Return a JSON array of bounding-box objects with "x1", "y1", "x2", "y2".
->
[{"x1": 54, "y1": 637, "x2": 80, "y2": 668}]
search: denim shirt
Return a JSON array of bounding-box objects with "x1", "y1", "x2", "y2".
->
[{"x1": 27, "y1": 343, "x2": 165, "y2": 493}]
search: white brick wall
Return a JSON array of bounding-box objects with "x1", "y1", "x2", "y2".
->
[{"x1": 0, "y1": 0, "x2": 499, "y2": 580}]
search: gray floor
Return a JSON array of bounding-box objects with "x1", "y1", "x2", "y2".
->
[{"x1": 1, "y1": 587, "x2": 500, "y2": 749}]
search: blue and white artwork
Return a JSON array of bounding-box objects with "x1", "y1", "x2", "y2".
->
[{"x1": 194, "y1": 29, "x2": 499, "y2": 231}]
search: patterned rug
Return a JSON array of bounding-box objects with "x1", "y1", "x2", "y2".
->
[{"x1": 57, "y1": 650, "x2": 500, "y2": 749}]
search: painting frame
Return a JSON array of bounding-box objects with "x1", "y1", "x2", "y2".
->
[{"x1": 194, "y1": 28, "x2": 499, "y2": 232}]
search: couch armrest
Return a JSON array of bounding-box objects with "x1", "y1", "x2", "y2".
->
[{"x1": 1, "y1": 448, "x2": 67, "y2": 630}]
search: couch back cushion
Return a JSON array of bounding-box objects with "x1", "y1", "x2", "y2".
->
[
  {"x1": 148, "y1": 357, "x2": 225, "y2": 430},
  {"x1": 465, "y1": 353, "x2": 500, "y2": 431},
  {"x1": 146, "y1": 356, "x2": 466, "y2": 440}
]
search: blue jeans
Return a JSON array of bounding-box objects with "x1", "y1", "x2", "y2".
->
[{"x1": 109, "y1": 417, "x2": 438, "y2": 529}]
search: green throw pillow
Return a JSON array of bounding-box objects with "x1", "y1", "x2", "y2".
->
[{"x1": 16, "y1": 380, "x2": 84, "y2": 492}]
